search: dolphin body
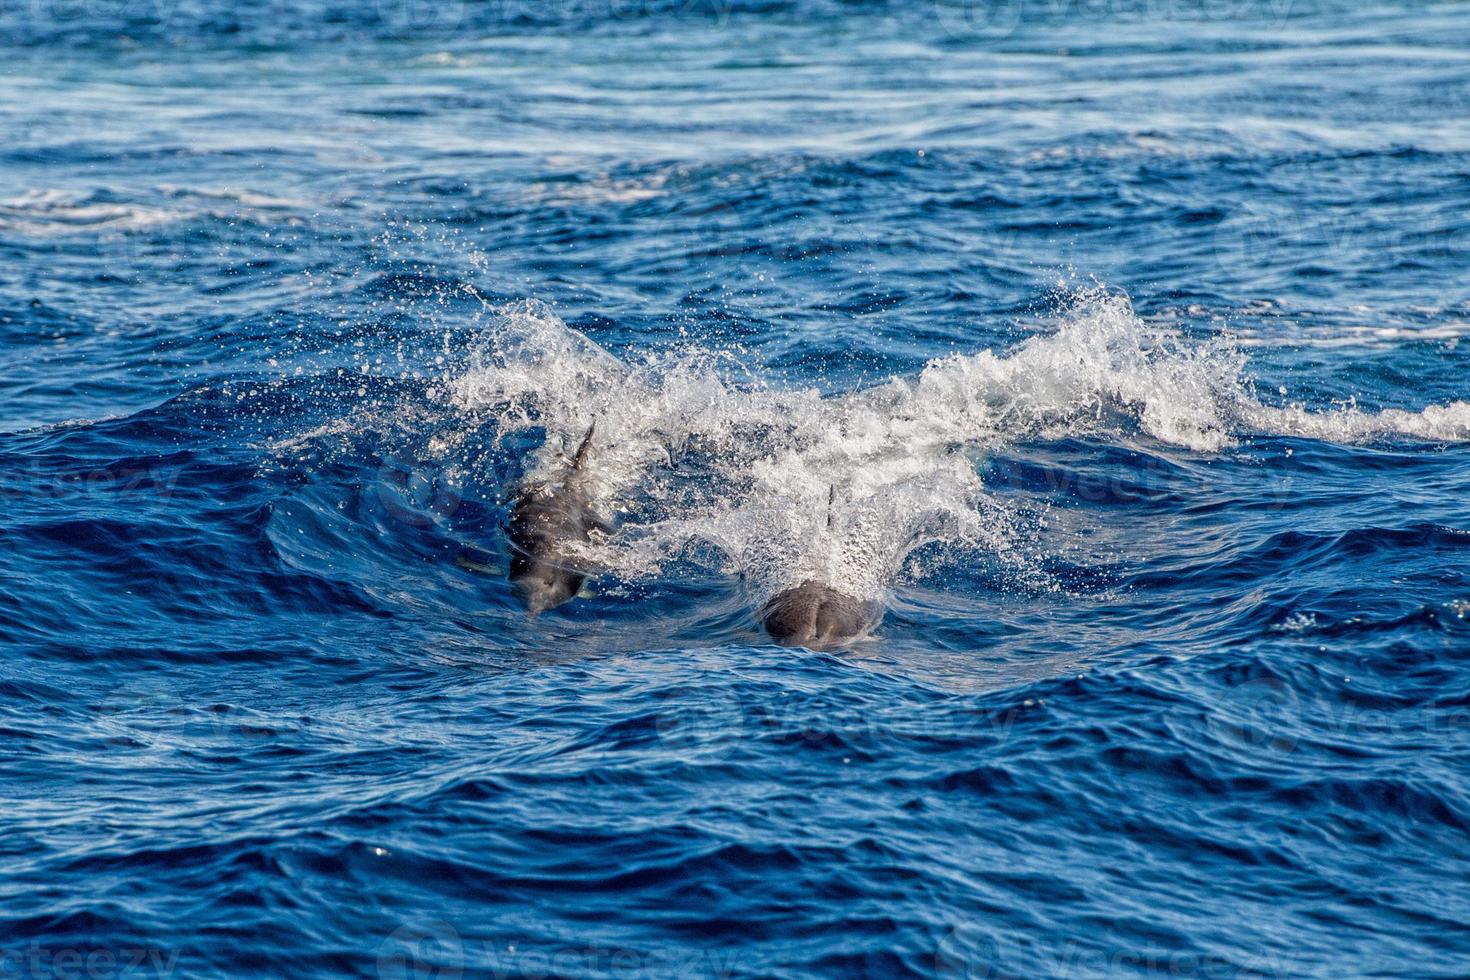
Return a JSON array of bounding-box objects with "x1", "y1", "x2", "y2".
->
[
  {"x1": 507, "y1": 424, "x2": 608, "y2": 616},
  {"x1": 759, "y1": 580, "x2": 882, "y2": 650},
  {"x1": 757, "y1": 486, "x2": 882, "y2": 650}
]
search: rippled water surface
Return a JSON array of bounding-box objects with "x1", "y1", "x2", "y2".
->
[{"x1": 3, "y1": 1, "x2": 1470, "y2": 976}]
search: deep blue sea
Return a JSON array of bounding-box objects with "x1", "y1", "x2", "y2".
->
[{"x1": 3, "y1": 0, "x2": 1470, "y2": 976}]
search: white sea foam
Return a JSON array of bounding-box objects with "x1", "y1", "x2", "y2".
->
[
  {"x1": 446, "y1": 289, "x2": 1470, "y2": 603},
  {"x1": 0, "y1": 186, "x2": 308, "y2": 237},
  {"x1": 0, "y1": 189, "x2": 179, "y2": 234}
]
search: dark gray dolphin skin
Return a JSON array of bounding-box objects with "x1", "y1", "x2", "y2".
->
[
  {"x1": 759, "y1": 580, "x2": 882, "y2": 650},
  {"x1": 507, "y1": 424, "x2": 608, "y2": 616}
]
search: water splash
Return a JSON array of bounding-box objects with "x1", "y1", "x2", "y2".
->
[{"x1": 444, "y1": 288, "x2": 1470, "y2": 605}]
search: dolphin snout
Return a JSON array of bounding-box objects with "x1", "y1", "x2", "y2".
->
[{"x1": 511, "y1": 566, "x2": 581, "y2": 617}]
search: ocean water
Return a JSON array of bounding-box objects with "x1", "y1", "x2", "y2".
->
[{"x1": 3, "y1": 0, "x2": 1470, "y2": 976}]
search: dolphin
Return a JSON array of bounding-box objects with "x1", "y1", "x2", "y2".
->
[
  {"x1": 758, "y1": 580, "x2": 883, "y2": 650},
  {"x1": 507, "y1": 423, "x2": 609, "y2": 616},
  {"x1": 756, "y1": 485, "x2": 881, "y2": 649}
]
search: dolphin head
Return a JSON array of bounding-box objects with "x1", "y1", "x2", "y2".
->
[
  {"x1": 759, "y1": 580, "x2": 882, "y2": 650},
  {"x1": 509, "y1": 558, "x2": 584, "y2": 617}
]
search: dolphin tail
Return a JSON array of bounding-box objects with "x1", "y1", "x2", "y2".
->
[{"x1": 826, "y1": 484, "x2": 836, "y2": 530}]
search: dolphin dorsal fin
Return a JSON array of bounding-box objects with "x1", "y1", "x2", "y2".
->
[{"x1": 570, "y1": 421, "x2": 596, "y2": 470}]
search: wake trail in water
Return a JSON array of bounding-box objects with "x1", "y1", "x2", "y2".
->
[{"x1": 447, "y1": 288, "x2": 1470, "y2": 605}]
